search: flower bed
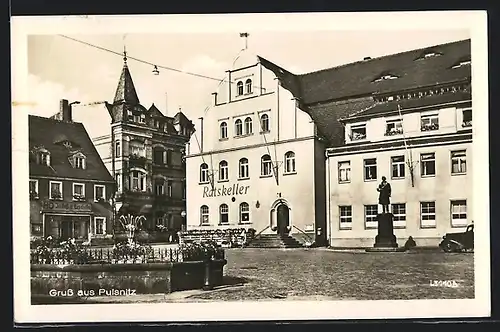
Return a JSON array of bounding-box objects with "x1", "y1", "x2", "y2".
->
[{"x1": 179, "y1": 228, "x2": 256, "y2": 248}]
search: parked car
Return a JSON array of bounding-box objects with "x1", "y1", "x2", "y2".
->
[{"x1": 439, "y1": 224, "x2": 474, "y2": 253}]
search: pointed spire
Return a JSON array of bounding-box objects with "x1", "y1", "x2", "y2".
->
[{"x1": 113, "y1": 47, "x2": 140, "y2": 105}]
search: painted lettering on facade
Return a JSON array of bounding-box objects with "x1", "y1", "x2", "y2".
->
[
  {"x1": 202, "y1": 184, "x2": 250, "y2": 198},
  {"x1": 41, "y1": 200, "x2": 92, "y2": 213}
]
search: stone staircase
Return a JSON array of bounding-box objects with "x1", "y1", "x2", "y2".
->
[{"x1": 246, "y1": 233, "x2": 303, "y2": 248}]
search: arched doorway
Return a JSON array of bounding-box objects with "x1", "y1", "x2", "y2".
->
[{"x1": 276, "y1": 204, "x2": 290, "y2": 236}]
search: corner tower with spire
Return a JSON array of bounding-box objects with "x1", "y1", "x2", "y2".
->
[{"x1": 96, "y1": 47, "x2": 195, "y2": 243}]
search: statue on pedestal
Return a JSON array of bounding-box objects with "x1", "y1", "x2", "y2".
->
[{"x1": 377, "y1": 176, "x2": 392, "y2": 214}]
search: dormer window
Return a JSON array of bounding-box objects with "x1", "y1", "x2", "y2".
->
[
  {"x1": 74, "y1": 156, "x2": 85, "y2": 169},
  {"x1": 140, "y1": 114, "x2": 146, "y2": 123},
  {"x1": 154, "y1": 120, "x2": 160, "y2": 128},
  {"x1": 373, "y1": 73, "x2": 399, "y2": 83},
  {"x1": 237, "y1": 81, "x2": 244, "y2": 96},
  {"x1": 349, "y1": 124, "x2": 367, "y2": 141},
  {"x1": 245, "y1": 79, "x2": 252, "y2": 94},
  {"x1": 385, "y1": 119, "x2": 403, "y2": 136},
  {"x1": 69, "y1": 152, "x2": 87, "y2": 169},
  {"x1": 415, "y1": 50, "x2": 443, "y2": 60},
  {"x1": 35, "y1": 150, "x2": 51, "y2": 166},
  {"x1": 127, "y1": 110, "x2": 133, "y2": 121},
  {"x1": 452, "y1": 59, "x2": 471, "y2": 69}
]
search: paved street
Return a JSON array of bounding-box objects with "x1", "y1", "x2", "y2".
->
[{"x1": 36, "y1": 248, "x2": 474, "y2": 304}]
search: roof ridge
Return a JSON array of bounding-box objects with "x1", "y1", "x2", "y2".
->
[{"x1": 298, "y1": 38, "x2": 471, "y2": 77}]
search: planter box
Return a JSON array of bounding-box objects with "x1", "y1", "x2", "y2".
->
[{"x1": 30, "y1": 259, "x2": 227, "y2": 304}]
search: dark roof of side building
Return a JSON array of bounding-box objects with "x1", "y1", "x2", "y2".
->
[
  {"x1": 29, "y1": 115, "x2": 114, "y2": 182},
  {"x1": 258, "y1": 39, "x2": 471, "y2": 146}
]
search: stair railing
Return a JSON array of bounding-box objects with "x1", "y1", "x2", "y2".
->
[
  {"x1": 292, "y1": 225, "x2": 315, "y2": 244},
  {"x1": 244, "y1": 225, "x2": 270, "y2": 247}
]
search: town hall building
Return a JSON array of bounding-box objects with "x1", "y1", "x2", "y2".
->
[{"x1": 185, "y1": 36, "x2": 472, "y2": 248}]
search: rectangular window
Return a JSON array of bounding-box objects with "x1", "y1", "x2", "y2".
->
[
  {"x1": 72, "y1": 183, "x2": 85, "y2": 200},
  {"x1": 167, "y1": 180, "x2": 173, "y2": 197},
  {"x1": 338, "y1": 161, "x2": 351, "y2": 183},
  {"x1": 420, "y1": 113, "x2": 439, "y2": 131},
  {"x1": 74, "y1": 157, "x2": 85, "y2": 169},
  {"x1": 49, "y1": 181, "x2": 63, "y2": 200},
  {"x1": 385, "y1": 119, "x2": 403, "y2": 136},
  {"x1": 339, "y1": 206, "x2": 352, "y2": 230},
  {"x1": 155, "y1": 183, "x2": 164, "y2": 196},
  {"x1": 220, "y1": 205, "x2": 229, "y2": 225},
  {"x1": 115, "y1": 141, "x2": 121, "y2": 157},
  {"x1": 115, "y1": 173, "x2": 122, "y2": 192},
  {"x1": 156, "y1": 217, "x2": 164, "y2": 226},
  {"x1": 451, "y1": 200, "x2": 468, "y2": 227},
  {"x1": 364, "y1": 158, "x2": 377, "y2": 181},
  {"x1": 420, "y1": 201, "x2": 436, "y2": 228},
  {"x1": 462, "y1": 108, "x2": 472, "y2": 128},
  {"x1": 154, "y1": 149, "x2": 163, "y2": 164},
  {"x1": 94, "y1": 217, "x2": 106, "y2": 235},
  {"x1": 392, "y1": 203, "x2": 406, "y2": 228},
  {"x1": 29, "y1": 179, "x2": 38, "y2": 198},
  {"x1": 391, "y1": 156, "x2": 405, "y2": 179},
  {"x1": 350, "y1": 124, "x2": 366, "y2": 141},
  {"x1": 364, "y1": 205, "x2": 378, "y2": 229},
  {"x1": 94, "y1": 185, "x2": 105, "y2": 201},
  {"x1": 451, "y1": 150, "x2": 467, "y2": 174},
  {"x1": 421, "y1": 153, "x2": 436, "y2": 177}
]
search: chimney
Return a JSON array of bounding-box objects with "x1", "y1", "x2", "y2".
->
[
  {"x1": 60, "y1": 99, "x2": 71, "y2": 122},
  {"x1": 212, "y1": 92, "x2": 218, "y2": 106},
  {"x1": 363, "y1": 57, "x2": 372, "y2": 61}
]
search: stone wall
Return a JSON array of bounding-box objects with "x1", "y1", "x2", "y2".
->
[{"x1": 31, "y1": 259, "x2": 227, "y2": 303}]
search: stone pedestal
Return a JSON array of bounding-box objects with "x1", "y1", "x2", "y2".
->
[{"x1": 366, "y1": 213, "x2": 406, "y2": 252}]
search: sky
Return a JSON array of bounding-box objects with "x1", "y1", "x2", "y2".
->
[{"x1": 26, "y1": 29, "x2": 470, "y2": 135}]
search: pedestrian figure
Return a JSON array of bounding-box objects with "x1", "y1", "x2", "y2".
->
[
  {"x1": 404, "y1": 236, "x2": 417, "y2": 250},
  {"x1": 377, "y1": 176, "x2": 392, "y2": 214}
]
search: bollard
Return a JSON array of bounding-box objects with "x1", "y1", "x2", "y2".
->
[{"x1": 202, "y1": 258, "x2": 213, "y2": 291}]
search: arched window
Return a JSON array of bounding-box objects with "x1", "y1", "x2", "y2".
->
[
  {"x1": 219, "y1": 160, "x2": 228, "y2": 181},
  {"x1": 237, "y1": 81, "x2": 244, "y2": 96},
  {"x1": 200, "y1": 205, "x2": 209, "y2": 225},
  {"x1": 261, "y1": 154, "x2": 272, "y2": 176},
  {"x1": 130, "y1": 169, "x2": 147, "y2": 191},
  {"x1": 219, "y1": 204, "x2": 229, "y2": 225},
  {"x1": 239, "y1": 202, "x2": 250, "y2": 223},
  {"x1": 284, "y1": 151, "x2": 296, "y2": 174},
  {"x1": 244, "y1": 117, "x2": 253, "y2": 134},
  {"x1": 200, "y1": 163, "x2": 209, "y2": 183},
  {"x1": 235, "y1": 119, "x2": 243, "y2": 136},
  {"x1": 245, "y1": 79, "x2": 252, "y2": 94},
  {"x1": 239, "y1": 158, "x2": 249, "y2": 179},
  {"x1": 260, "y1": 114, "x2": 270, "y2": 132},
  {"x1": 220, "y1": 121, "x2": 228, "y2": 139}
]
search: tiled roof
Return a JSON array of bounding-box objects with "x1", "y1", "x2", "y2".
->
[
  {"x1": 258, "y1": 39, "x2": 471, "y2": 147},
  {"x1": 114, "y1": 62, "x2": 140, "y2": 105},
  {"x1": 343, "y1": 91, "x2": 472, "y2": 122},
  {"x1": 29, "y1": 115, "x2": 114, "y2": 182}
]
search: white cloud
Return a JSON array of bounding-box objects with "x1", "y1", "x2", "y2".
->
[{"x1": 27, "y1": 74, "x2": 91, "y2": 118}]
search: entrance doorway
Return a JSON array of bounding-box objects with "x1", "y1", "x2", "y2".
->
[{"x1": 276, "y1": 204, "x2": 290, "y2": 236}]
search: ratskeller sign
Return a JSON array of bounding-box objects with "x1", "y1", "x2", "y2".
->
[{"x1": 202, "y1": 183, "x2": 250, "y2": 198}]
